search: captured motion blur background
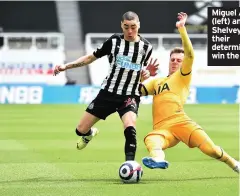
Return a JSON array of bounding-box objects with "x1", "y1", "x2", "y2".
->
[
  {"x1": 0, "y1": 0, "x2": 239, "y2": 104},
  {"x1": 0, "y1": 1, "x2": 239, "y2": 196}
]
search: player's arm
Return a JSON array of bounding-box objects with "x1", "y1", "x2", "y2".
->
[
  {"x1": 177, "y1": 12, "x2": 194, "y2": 75},
  {"x1": 65, "y1": 54, "x2": 97, "y2": 70},
  {"x1": 139, "y1": 78, "x2": 156, "y2": 96},
  {"x1": 53, "y1": 36, "x2": 112, "y2": 76}
]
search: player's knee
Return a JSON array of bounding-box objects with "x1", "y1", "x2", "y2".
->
[{"x1": 199, "y1": 141, "x2": 222, "y2": 159}]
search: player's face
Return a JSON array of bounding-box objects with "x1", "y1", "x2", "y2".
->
[
  {"x1": 121, "y1": 20, "x2": 140, "y2": 42},
  {"x1": 169, "y1": 53, "x2": 184, "y2": 74}
]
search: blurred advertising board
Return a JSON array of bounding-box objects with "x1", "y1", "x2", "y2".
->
[{"x1": 0, "y1": 84, "x2": 239, "y2": 104}]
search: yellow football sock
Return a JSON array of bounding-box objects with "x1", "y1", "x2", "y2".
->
[
  {"x1": 199, "y1": 141, "x2": 237, "y2": 169},
  {"x1": 217, "y1": 147, "x2": 237, "y2": 169},
  {"x1": 144, "y1": 135, "x2": 166, "y2": 160}
]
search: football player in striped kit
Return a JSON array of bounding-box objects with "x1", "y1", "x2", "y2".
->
[{"x1": 53, "y1": 11, "x2": 159, "y2": 161}]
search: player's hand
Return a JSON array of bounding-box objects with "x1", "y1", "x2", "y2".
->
[
  {"x1": 176, "y1": 12, "x2": 188, "y2": 28},
  {"x1": 146, "y1": 58, "x2": 159, "y2": 76},
  {"x1": 141, "y1": 69, "x2": 150, "y2": 81},
  {"x1": 53, "y1": 65, "x2": 66, "y2": 76}
]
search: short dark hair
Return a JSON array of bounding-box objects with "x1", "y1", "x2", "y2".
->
[
  {"x1": 170, "y1": 47, "x2": 184, "y2": 57},
  {"x1": 121, "y1": 11, "x2": 139, "y2": 22}
]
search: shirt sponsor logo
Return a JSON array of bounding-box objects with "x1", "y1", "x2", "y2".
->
[{"x1": 116, "y1": 55, "x2": 141, "y2": 71}]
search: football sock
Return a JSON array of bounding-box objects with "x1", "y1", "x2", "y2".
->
[
  {"x1": 199, "y1": 141, "x2": 237, "y2": 169},
  {"x1": 75, "y1": 128, "x2": 92, "y2": 136},
  {"x1": 144, "y1": 135, "x2": 165, "y2": 160},
  {"x1": 217, "y1": 147, "x2": 237, "y2": 169},
  {"x1": 124, "y1": 126, "x2": 137, "y2": 161}
]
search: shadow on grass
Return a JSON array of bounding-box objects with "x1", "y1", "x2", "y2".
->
[
  {"x1": 138, "y1": 176, "x2": 238, "y2": 184},
  {"x1": 0, "y1": 176, "x2": 238, "y2": 185}
]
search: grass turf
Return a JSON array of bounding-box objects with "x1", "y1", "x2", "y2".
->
[{"x1": 0, "y1": 104, "x2": 239, "y2": 196}]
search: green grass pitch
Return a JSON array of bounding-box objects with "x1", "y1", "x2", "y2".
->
[{"x1": 0, "y1": 104, "x2": 239, "y2": 196}]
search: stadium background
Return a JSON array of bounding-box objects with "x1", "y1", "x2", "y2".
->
[{"x1": 0, "y1": 1, "x2": 239, "y2": 196}]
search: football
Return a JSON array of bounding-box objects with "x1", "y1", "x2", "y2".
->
[{"x1": 119, "y1": 161, "x2": 143, "y2": 183}]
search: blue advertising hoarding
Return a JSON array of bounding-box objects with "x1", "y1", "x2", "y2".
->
[{"x1": 0, "y1": 84, "x2": 239, "y2": 104}]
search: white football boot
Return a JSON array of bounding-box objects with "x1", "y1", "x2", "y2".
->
[
  {"x1": 233, "y1": 161, "x2": 240, "y2": 174},
  {"x1": 76, "y1": 127, "x2": 99, "y2": 150}
]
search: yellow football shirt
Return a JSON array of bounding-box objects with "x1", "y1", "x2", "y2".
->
[
  {"x1": 142, "y1": 69, "x2": 192, "y2": 127},
  {"x1": 141, "y1": 26, "x2": 194, "y2": 127}
]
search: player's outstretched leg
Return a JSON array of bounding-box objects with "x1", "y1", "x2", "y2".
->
[
  {"x1": 199, "y1": 142, "x2": 239, "y2": 174},
  {"x1": 190, "y1": 129, "x2": 239, "y2": 174},
  {"x1": 142, "y1": 134, "x2": 169, "y2": 169},
  {"x1": 76, "y1": 127, "x2": 99, "y2": 150}
]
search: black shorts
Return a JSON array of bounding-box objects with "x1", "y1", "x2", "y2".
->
[{"x1": 86, "y1": 89, "x2": 141, "y2": 120}]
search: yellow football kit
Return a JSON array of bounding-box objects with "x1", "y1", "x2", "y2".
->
[
  {"x1": 141, "y1": 26, "x2": 239, "y2": 172},
  {"x1": 141, "y1": 27, "x2": 204, "y2": 148}
]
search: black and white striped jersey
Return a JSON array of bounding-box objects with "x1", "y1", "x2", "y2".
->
[{"x1": 93, "y1": 33, "x2": 153, "y2": 96}]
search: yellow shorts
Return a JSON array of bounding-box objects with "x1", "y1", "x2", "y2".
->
[{"x1": 145, "y1": 117, "x2": 206, "y2": 148}]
